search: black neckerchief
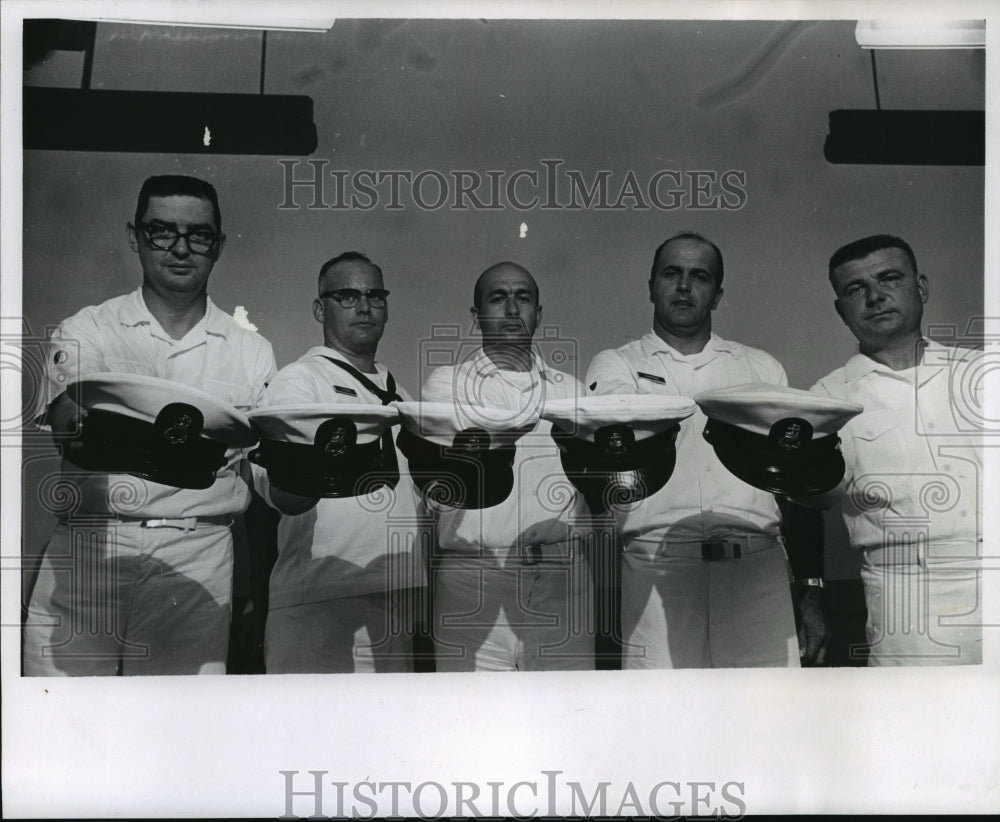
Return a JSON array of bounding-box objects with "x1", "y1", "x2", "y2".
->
[
  {"x1": 321, "y1": 355, "x2": 402, "y2": 477},
  {"x1": 321, "y1": 356, "x2": 402, "y2": 405}
]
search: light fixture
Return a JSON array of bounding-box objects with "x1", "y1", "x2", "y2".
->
[
  {"x1": 824, "y1": 109, "x2": 984, "y2": 166},
  {"x1": 24, "y1": 87, "x2": 318, "y2": 154},
  {"x1": 824, "y1": 19, "x2": 985, "y2": 165},
  {"x1": 855, "y1": 19, "x2": 985, "y2": 50},
  {"x1": 96, "y1": 18, "x2": 335, "y2": 34},
  {"x1": 23, "y1": 19, "x2": 319, "y2": 155}
]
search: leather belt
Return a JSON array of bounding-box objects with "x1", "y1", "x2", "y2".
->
[
  {"x1": 628, "y1": 534, "x2": 782, "y2": 560},
  {"x1": 863, "y1": 542, "x2": 981, "y2": 568},
  {"x1": 433, "y1": 540, "x2": 580, "y2": 568},
  {"x1": 109, "y1": 515, "x2": 233, "y2": 533}
]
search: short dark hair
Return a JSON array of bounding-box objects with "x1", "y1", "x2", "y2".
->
[
  {"x1": 650, "y1": 231, "x2": 724, "y2": 288},
  {"x1": 134, "y1": 175, "x2": 222, "y2": 231},
  {"x1": 829, "y1": 235, "x2": 917, "y2": 282},
  {"x1": 318, "y1": 251, "x2": 383, "y2": 288}
]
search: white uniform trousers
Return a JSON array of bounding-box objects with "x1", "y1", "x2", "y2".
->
[
  {"x1": 861, "y1": 543, "x2": 982, "y2": 666},
  {"x1": 23, "y1": 518, "x2": 233, "y2": 676},
  {"x1": 621, "y1": 536, "x2": 799, "y2": 669},
  {"x1": 264, "y1": 588, "x2": 419, "y2": 674},
  {"x1": 432, "y1": 541, "x2": 595, "y2": 672}
]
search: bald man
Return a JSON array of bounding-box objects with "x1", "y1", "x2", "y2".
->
[{"x1": 419, "y1": 262, "x2": 595, "y2": 671}]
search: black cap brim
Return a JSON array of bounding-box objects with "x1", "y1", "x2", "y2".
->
[
  {"x1": 63, "y1": 407, "x2": 229, "y2": 490},
  {"x1": 551, "y1": 423, "x2": 680, "y2": 513},
  {"x1": 396, "y1": 427, "x2": 515, "y2": 509},
  {"x1": 249, "y1": 435, "x2": 399, "y2": 498},
  {"x1": 703, "y1": 419, "x2": 846, "y2": 495}
]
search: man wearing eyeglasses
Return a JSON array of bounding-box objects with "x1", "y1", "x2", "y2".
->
[
  {"x1": 802, "y1": 235, "x2": 982, "y2": 665},
  {"x1": 255, "y1": 252, "x2": 427, "y2": 673},
  {"x1": 23, "y1": 175, "x2": 276, "y2": 675}
]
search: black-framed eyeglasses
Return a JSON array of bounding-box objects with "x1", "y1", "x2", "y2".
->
[
  {"x1": 319, "y1": 288, "x2": 390, "y2": 308},
  {"x1": 136, "y1": 221, "x2": 221, "y2": 255}
]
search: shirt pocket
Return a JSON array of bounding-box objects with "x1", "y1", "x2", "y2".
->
[
  {"x1": 845, "y1": 409, "x2": 904, "y2": 505},
  {"x1": 851, "y1": 409, "x2": 898, "y2": 445}
]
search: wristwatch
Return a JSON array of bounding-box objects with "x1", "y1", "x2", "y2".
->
[{"x1": 793, "y1": 577, "x2": 825, "y2": 590}]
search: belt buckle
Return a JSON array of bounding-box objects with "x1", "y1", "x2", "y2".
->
[
  {"x1": 520, "y1": 544, "x2": 543, "y2": 566},
  {"x1": 142, "y1": 517, "x2": 197, "y2": 532},
  {"x1": 701, "y1": 541, "x2": 725, "y2": 561},
  {"x1": 701, "y1": 541, "x2": 742, "y2": 561}
]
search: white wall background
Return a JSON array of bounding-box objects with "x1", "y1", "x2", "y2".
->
[{"x1": 21, "y1": 18, "x2": 985, "y2": 579}]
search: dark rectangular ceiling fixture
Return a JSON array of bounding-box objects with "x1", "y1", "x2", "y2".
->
[
  {"x1": 823, "y1": 109, "x2": 984, "y2": 166},
  {"x1": 23, "y1": 86, "x2": 318, "y2": 155}
]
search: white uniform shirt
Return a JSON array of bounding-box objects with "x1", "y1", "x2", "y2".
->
[
  {"x1": 39, "y1": 287, "x2": 276, "y2": 518},
  {"x1": 258, "y1": 347, "x2": 425, "y2": 606},
  {"x1": 811, "y1": 341, "x2": 981, "y2": 551},
  {"x1": 586, "y1": 331, "x2": 786, "y2": 541},
  {"x1": 421, "y1": 349, "x2": 590, "y2": 553}
]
